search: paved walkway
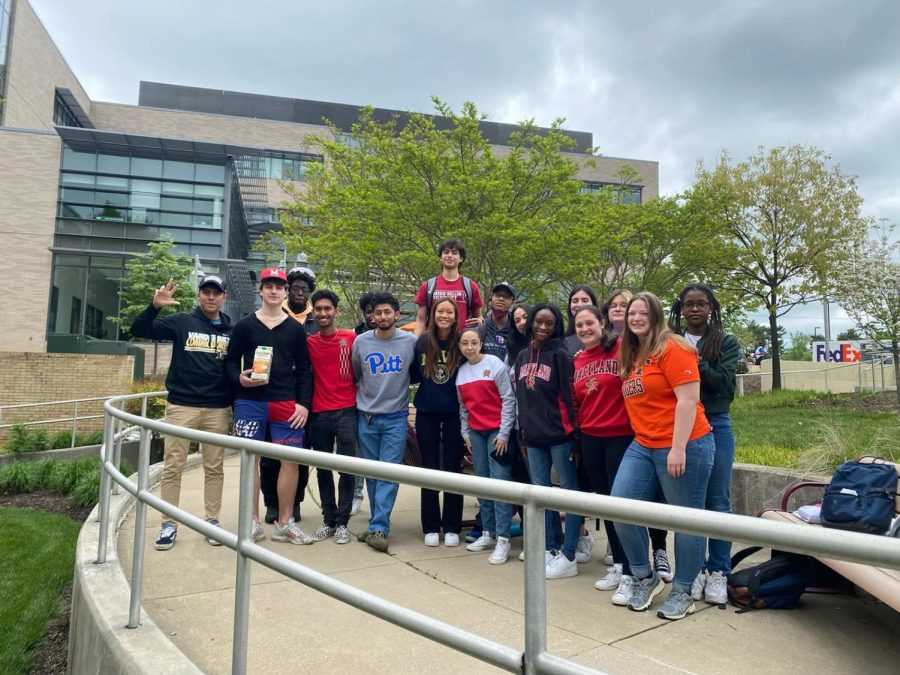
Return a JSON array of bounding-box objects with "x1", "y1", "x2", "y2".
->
[{"x1": 118, "y1": 456, "x2": 900, "y2": 674}]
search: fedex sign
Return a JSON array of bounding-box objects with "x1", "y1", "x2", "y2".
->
[{"x1": 813, "y1": 341, "x2": 861, "y2": 363}]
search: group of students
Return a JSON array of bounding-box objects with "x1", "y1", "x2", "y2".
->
[{"x1": 133, "y1": 236, "x2": 739, "y2": 623}]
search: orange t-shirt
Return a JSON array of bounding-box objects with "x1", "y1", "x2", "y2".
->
[{"x1": 622, "y1": 339, "x2": 711, "y2": 448}]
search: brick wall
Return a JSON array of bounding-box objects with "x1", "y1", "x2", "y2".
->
[{"x1": 0, "y1": 352, "x2": 134, "y2": 439}]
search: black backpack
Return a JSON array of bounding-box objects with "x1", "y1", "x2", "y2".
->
[
  {"x1": 820, "y1": 457, "x2": 898, "y2": 535},
  {"x1": 726, "y1": 547, "x2": 819, "y2": 611}
]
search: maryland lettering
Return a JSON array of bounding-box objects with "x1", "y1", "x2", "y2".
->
[
  {"x1": 574, "y1": 359, "x2": 618, "y2": 381},
  {"x1": 518, "y1": 362, "x2": 551, "y2": 382}
]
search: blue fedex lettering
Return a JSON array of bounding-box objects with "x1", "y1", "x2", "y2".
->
[{"x1": 365, "y1": 352, "x2": 403, "y2": 374}]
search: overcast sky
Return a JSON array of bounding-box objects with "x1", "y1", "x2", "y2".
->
[{"x1": 30, "y1": 0, "x2": 900, "y2": 344}]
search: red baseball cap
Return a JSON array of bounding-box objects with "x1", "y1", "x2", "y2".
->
[{"x1": 259, "y1": 267, "x2": 287, "y2": 283}]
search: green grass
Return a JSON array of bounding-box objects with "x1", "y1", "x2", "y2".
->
[
  {"x1": 732, "y1": 390, "x2": 900, "y2": 469},
  {"x1": 0, "y1": 507, "x2": 81, "y2": 673},
  {"x1": 0, "y1": 457, "x2": 111, "y2": 509}
]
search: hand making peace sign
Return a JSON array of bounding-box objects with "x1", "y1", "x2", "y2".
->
[{"x1": 152, "y1": 278, "x2": 181, "y2": 309}]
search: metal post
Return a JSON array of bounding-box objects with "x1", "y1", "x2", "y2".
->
[
  {"x1": 231, "y1": 448, "x2": 254, "y2": 675},
  {"x1": 96, "y1": 410, "x2": 115, "y2": 561},
  {"x1": 113, "y1": 400, "x2": 125, "y2": 480},
  {"x1": 522, "y1": 500, "x2": 547, "y2": 675},
  {"x1": 71, "y1": 400, "x2": 79, "y2": 449},
  {"x1": 127, "y1": 422, "x2": 152, "y2": 628}
]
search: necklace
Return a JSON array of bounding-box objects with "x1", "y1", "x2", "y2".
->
[{"x1": 257, "y1": 311, "x2": 285, "y2": 326}]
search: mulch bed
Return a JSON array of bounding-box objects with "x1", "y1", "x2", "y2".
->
[{"x1": 0, "y1": 491, "x2": 92, "y2": 674}]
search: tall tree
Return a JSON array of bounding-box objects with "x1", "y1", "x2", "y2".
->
[
  {"x1": 694, "y1": 145, "x2": 867, "y2": 389},
  {"x1": 831, "y1": 223, "x2": 900, "y2": 403},
  {"x1": 278, "y1": 99, "x2": 599, "y2": 313}
]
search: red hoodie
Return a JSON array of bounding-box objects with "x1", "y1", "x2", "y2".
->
[{"x1": 573, "y1": 340, "x2": 633, "y2": 438}]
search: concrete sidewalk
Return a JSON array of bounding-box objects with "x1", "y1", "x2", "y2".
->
[{"x1": 117, "y1": 456, "x2": 900, "y2": 674}]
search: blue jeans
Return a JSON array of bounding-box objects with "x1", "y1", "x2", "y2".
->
[
  {"x1": 705, "y1": 413, "x2": 734, "y2": 575},
  {"x1": 469, "y1": 429, "x2": 513, "y2": 538},
  {"x1": 527, "y1": 441, "x2": 583, "y2": 561},
  {"x1": 357, "y1": 411, "x2": 408, "y2": 535},
  {"x1": 612, "y1": 434, "x2": 714, "y2": 593}
]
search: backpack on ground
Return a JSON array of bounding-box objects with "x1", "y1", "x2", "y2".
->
[
  {"x1": 726, "y1": 546, "x2": 818, "y2": 611},
  {"x1": 820, "y1": 456, "x2": 898, "y2": 535},
  {"x1": 425, "y1": 275, "x2": 474, "y2": 322}
]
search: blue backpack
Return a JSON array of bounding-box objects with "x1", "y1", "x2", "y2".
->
[
  {"x1": 821, "y1": 457, "x2": 898, "y2": 535},
  {"x1": 726, "y1": 547, "x2": 818, "y2": 611}
]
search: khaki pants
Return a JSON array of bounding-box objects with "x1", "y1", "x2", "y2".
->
[{"x1": 160, "y1": 403, "x2": 230, "y2": 527}]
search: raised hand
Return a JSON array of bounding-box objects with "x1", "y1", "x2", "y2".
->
[{"x1": 153, "y1": 278, "x2": 181, "y2": 309}]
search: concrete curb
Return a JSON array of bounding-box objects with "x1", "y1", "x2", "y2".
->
[{"x1": 67, "y1": 454, "x2": 206, "y2": 675}]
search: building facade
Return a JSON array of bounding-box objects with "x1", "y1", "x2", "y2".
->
[{"x1": 0, "y1": 0, "x2": 659, "y2": 352}]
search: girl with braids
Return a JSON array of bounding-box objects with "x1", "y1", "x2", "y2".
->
[
  {"x1": 669, "y1": 283, "x2": 741, "y2": 605},
  {"x1": 513, "y1": 303, "x2": 582, "y2": 579},
  {"x1": 611, "y1": 292, "x2": 713, "y2": 620},
  {"x1": 414, "y1": 298, "x2": 465, "y2": 547},
  {"x1": 564, "y1": 285, "x2": 598, "y2": 356}
]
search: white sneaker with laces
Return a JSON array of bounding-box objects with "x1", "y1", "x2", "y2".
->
[
  {"x1": 466, "y1": 532, "x2": 496, "y2": 552},
  {"x1": 489, "y1": 537, "x2": 511, "y2": 565},
  {"x1": 594, "y1": 563, "x2": 623, "y2": 591},
  {"x1": 704, "y1": 571, "x2": 728, "y2": 604},
  {"x1": 602, "y1": 541, "x2": 614, "y2": 566},
  {"x1": 691, "y1": 570, "x2": 708, "y2": 601},
  {"x1": 333, "y1": 525, "x2": 351, "y2": 545},
  {"x1": 545, "y1": 552, "x2": 578, "y2": 579},
  {"x1": 612, "y1": 575, "x2": 635, "y2": 606},
  {"x1": 518, "y1": 549, "x2": 555, "y2": 564},
  {"x1": 250, "y1": 520, "x2": 265, "y2": 543},
  {"x1": 424, "y1": 532, "x2": 440, "y2": 547},
  {"x1": 575, "y1": 530, "x2": 594, "y2": 564},
  {"x1": 272, "y1": 519, "x2": 314, "y2": 545},
  {"x1": 444, "y1": 532, "x2": 460, "y2": 547}
]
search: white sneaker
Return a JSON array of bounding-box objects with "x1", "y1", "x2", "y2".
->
[
  {"x1": 518, "y1": 549, "x2": 555, "y2": 564},
  {"x1": 603, "y1": 542, "x2": 614, "y2": 566},
  {"x1": 545, "y1": 552, "x2": 578, "y2": 579},
  {"x1": 424, "y1": 532, "x2": 440, "y2": 547},
  {"x1": 466, "y1": 532, "x2": 496, "y2": 552},
  {"x1": 691, "y1": 571, "x2": 708, "y2": 601},
  {"x1": 594, "y1": 563, "x2": 623, "y2": 591},
  {"x1": 350, "y1": 496, "x2": 363, "y2": 516},
  {"x1": 444, "y1": 532, "x2": 460, "y2": 547},
  {"x1": 250, "y1": 520, "x2": 265, "y2": 543},
  {"x1": 704, "y1": 571, "x2": 728, "y2": 605},
  {"x1": 272, "y1": 519, "x2": 314, "y2": 545},
  {"x1": 489, "y1": 537, "x2": 511, "y2": 565},
  {"x1": 611, "y1": 575, "x2": 635, "y2": 606},
  {"x1": 575, "y1": 530, "x2": 594, "y2": 564}
]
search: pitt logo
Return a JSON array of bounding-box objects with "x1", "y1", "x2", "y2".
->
[{"x1": 365, "y1": 352, "x2": 403, "y2": 374}]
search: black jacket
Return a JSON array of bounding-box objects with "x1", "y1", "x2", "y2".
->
[
  {"x1": 696, "y1": 332, "x2": 741, "y2": 414},
  {"x1": 477, "y1": 313, "x2": 513, "y2": 361},
  {"x1": 514, "y1": 338, "x2": 577, "y2": 447},
  {"x1": 130, "y1": 304, "x2": 233, "y2": 408}
]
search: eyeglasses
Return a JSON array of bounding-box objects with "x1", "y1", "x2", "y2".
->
[{"x1": 682, "y1": 301, "x2": 710, "y2": 310}]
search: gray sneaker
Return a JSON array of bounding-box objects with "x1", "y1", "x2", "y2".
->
[
  {"x1": 657, "y1": 590, "x2": 696, "y2": 620},
  {"x1": 334, "y1": 525, "x2": 351, "y2": 545},
  {"x1": 704, "y1": 571, "x2": 728, "y2": 605},
  {"x1": 365, "y1": 530, "x2": 389, "y2": 552},
  {"x1": 313, "y1": 522, "x2": 336, "y2": 541},
  {"x1": 627, "y1": 572, "x2": 664, "y2": 612},
  {"x1": 691, "y1": 570, "x2": 707, "y2": 601},
  {"x1": 272, "y1": 519, "x2": 314, "y2": 545}
]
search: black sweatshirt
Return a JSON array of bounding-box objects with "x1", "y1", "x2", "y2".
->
[
  {"x1": 225, "y1": 314, "x2": 313, "y2": 408},
  {"x1": 513, "y1": 338, "x2": 578, "y2": 448},
  {"x1": 129, "y1": 304, "x2": 233, "y2": 408}
]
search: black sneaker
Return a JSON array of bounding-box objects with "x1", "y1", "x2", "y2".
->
[
  {"x1": 654, "y1": 549, "x2": 674, "y2": 582},
  {"x1": 155, "y1": 524, "x2": 177, "y2": 550},
  {"x1": 264, "y1": 506, "x2": 278, "y2": 524}
]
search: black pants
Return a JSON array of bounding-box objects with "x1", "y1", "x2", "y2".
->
[
  {"x1": 580, "y1": 433, "x2": 667, "y2": 574},
  {"x1": 416, "y1": 410, "x2": 464, "y2": 534},
  {"x1": 310, "y1": 406, "x2": 357, "y2": 527},
  {"x1": 260, "y1": 424, "x2": 308, "y2": 510}
]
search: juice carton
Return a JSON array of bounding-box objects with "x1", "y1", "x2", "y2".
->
[{"x1": 250, "y1": 345, "x2": 273, "y2": 382}]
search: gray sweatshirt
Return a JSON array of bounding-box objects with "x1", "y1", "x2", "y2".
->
[{"x1": 352, "y1": 329, "x2": 418, "y2": 414}]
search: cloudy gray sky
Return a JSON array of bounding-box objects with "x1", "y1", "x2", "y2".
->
[{"x1": 30, "y1": 0, "x2": 900, "y2": 343}]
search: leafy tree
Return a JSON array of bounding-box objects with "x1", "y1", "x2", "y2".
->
[
  {"x1": 831, "y1": 223, "x2": 900, "y2": 403},
  {"x1": 782, "y1": 331, "x2": 813, "y2": 361},
  {"x1": 278, "y1": 99, "x2": 599, "y2": 314},
  {"x1": 113, "y1": 237, "x2": 196, "y2": 331},
  {"x1": 694, "y1": 145, "x2": 868, "y2": 389},
  {"x1": 836, "y1": 327, "x2": 862, "y2": 341}
]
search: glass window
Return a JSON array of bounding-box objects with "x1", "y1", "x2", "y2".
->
[
  {"x1": 195, "y1": 163, "x2": 225, "y2": 182},
  {"x1": 191, "y1": 229, "x2": 221, "y2": 245},
  {"x1": 60, "y1": 188, "x2": 95, "y2": 203},
  {"x1": 160, "y1": 196, "x2": 193, "y2": 212},
  {"x1": 54, "y1": 234, "x2": 90, "y2": 249},
  {"x1": 125, "y1": 224, "x2": 158, "y2": 240},
  {"x1": 62, "y1": 148, "x2": 96, "y2": 171},
  {"x1": 190, "y1": 245, "x2": 221, "y2": 259},
  {"x1": 90, "y1": 256, "x2": 124, "y2": 269},
  {"x1": 192, "y1": 213, "x2": 215, "y2": 228},
  {"x1": 124, "y1": 239, "x2": 153, "y2": 253},
  {"x1": 87, "y1": 237, "x2": 124, "y2": 252},
  {"x1": 92, "y1": 222, "x2": 124, "y2": 237},
  {"x1": 192, "y1": 199, "x2": 214, "y2": 215},
  {"x1": 97, "y1": 154, "x2": 130, "y2": 175},
  {"x1": 49, "y1": 262, "x2": 86, "y2": 333},
  {"x1": 159, "y1": 227, "x2": 192, "y2": 242},
  {"x1": 163, "y1": 160, "x2": 194, "y2": 180},
  {"x1": 59, "y1": 204, "x2": 93, "y2": 219},
  {"x1": 61, "y1": 172, "x2": 95, "y2": 187},
  {"x1": 85, "y1": 266, "x2": 123, "y2": 339},
  {"x1": 96, "y1": 175, "x2": 129, "y2": 190},
  {"x1": 162, "y1": 181, "x2": 194, "y2": 196},
  {"x1": 94, "y1": 191, "x2": 129, "y2": 208},
  {"x1": 130, "y1": 191, "x2": 160, "y2": 209},
  {"x1": 194, "y1": 184, "x2": 223, "y2": 198},
  {"x1": 131, "y1": 157, "x2": 163, "y2": 178},
  {"x1": 56, "y1": 220, "x2": 91, "y2": 235},
  {"x1": 94, "y1": 204, "x2": 126, "y2": 221}
]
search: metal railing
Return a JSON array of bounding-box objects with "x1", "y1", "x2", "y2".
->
[
  {"x1": 0, "y1": 395, "x2": 109, "y2": 448},
  {"x1": 98, "y1": 392, "x2": 900, "y2": 675},
  {"x1": 736, "y1": 356, "x2": 897, "y2": 395}
]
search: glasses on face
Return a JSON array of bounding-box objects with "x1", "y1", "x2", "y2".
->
[{"x1": 682, "y1": 301, "x2": 710, "y2": 310}]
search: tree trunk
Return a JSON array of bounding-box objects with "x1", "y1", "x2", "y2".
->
[
  {"x1": 892, "y1": 340, "x2": 900, "y2": 406},
  {"x1": 768, "y1": 309, "x2": 781, "y2": 390}
]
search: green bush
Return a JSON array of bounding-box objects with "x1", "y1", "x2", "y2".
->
[
  {"x1": 0, "y1": 462, "x2": 38, "y2": 494},
  {"x1": 124, "y1": 379, "x2": 167, "y2": 421},
  {"x1": 46, "y1": 457, "x2": 98, "y2": 494},
  {"x1": 81, "y1": 429, "x2": 105, "y2": 446},
  {"x1": 32, "y1": 459, "x2": 60, "y2": 489},
  {"x1": 70, "y1": 471, "x2": 101, "y2": 508},
  {"x1": 4, "y1": 425, "x2": 52, "y2": 455}
]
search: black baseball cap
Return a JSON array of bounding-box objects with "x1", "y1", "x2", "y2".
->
[
  {"x1": 199, "y1": 275, "x2": 226, "y2": 292},
  {"x1": 491, "y1": 282, "x2": 516, "y2": 298}
]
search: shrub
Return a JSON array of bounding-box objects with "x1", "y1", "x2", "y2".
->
[
  {"x1": 796, "y1": 422, "x2": 898, "y2": 474},
  {"x1": 0, "y1": 462, "x2": 38, "y2": 494},
  {"x1": 124, "y1": 379, "x2": 167, "y2": 421},
  {"x1": 70, "y1": 471, "x2": 101, "y2": 508},
  {"x1": 4, "y1": 425, "x2": 52, "y2": 455},
  {"x1": 32, "y1": 459, "x2": 60, "y2": 489},
  {"x1": 46, "y1": 457, "x2": 98, "y2": 494},
  {"x1": 81, "y1": 429, "x2": 105, "y2": 446}
]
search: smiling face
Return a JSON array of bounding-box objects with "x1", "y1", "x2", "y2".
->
[
  {"x1": 606, "y1": 293, "x2": 629, "y2": 325},
  {"x1": 627, "y1": 299, "x2": 651, "y2": 339},
  {"x1": 569, "y1": 290, "x2": 593, "y2": 316},
  {"x1": 440, "y1": 247, "x2": 461, "y2": 271},
  {"x1": 197, "y1": 287, "x2": 226, "y2": 318},
  {"x1": 372, "y1": 303, "x2": 398, "y2": 331},
  {"x1": 432, "y1": 299, "x2": 457, "y2": 333},
  {"x1": 575, "y1": 309, "x2": 602, "y2": 349},
  {"x1": 681, "y1": 289, "x2": 712, "y2": 334},
  {"x1": 513, "y1": 307, "x2": 529, "y2": 334},
  {"x1": 313, "y1": 297, "x2": 337, "y2": 329},
  {"x1": 458, "y1": 329, "x2": 483, "y2": 361},
  {"x1": 531, "y1": 308, "x2": 556, "y2": 345}
]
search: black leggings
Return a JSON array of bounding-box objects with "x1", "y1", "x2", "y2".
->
[{"x1": 580, "y1": 434, "x2": 668, "y2": 574}]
